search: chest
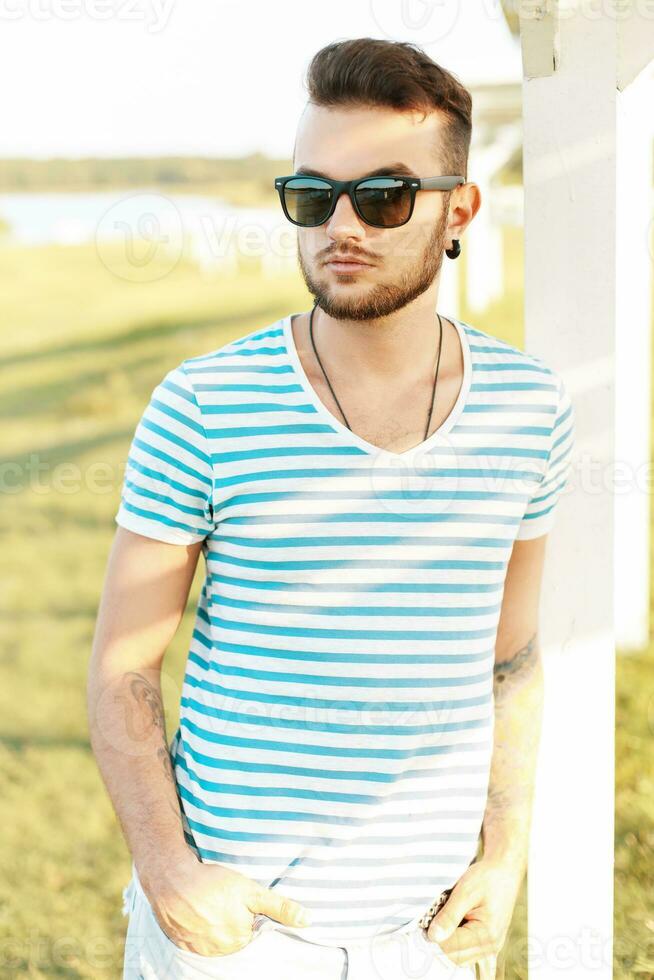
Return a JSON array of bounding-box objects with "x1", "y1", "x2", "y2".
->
[{"x1": 302, "y1": 363, "x2": 465, "y2": 456}]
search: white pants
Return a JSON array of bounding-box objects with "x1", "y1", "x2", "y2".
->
[{"x1": 121, "y1": 863, "x2": 479, "y2": 980}]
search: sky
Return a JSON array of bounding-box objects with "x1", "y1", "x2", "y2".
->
[{"x1": 0, "y1": 0, "x2": 521, "y2": 159}]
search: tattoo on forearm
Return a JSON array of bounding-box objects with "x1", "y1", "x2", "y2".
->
[
  {"x1": 158, "y1": 745, "x2": 175, "y2": 783},
  {"x1": 126, "y1": 671, "x2": 166, "y2": 734},
  {"x1": 494, "y1": 632, "x2": 538, "y2": 695},
  {"x1": 487, "y1": 780, "x2": 533, "y2": 809},
  {"x1": 122, "y1": 672, "x2": 177, "y2": 786},
  {"x1": 109, "y1": 671, "x2": 186, "y2": 851},
  {"x1": 481, "y1": 631, "x2": 544, "y2": 863}
]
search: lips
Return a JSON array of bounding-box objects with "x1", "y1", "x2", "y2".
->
[{"x1": 326, "y1": 257, "x2": 372, "y2": 267}]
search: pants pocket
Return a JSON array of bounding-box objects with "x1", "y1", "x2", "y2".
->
[
  {"x1": 122, "y1": 872, "x2": 138, "y2": 918},
  {"x1": 132, "y1": 864, "x2": 276, "y2": 975},
  {"x1": 416, "y1": 924, "x2": 480, "y2": 979}
]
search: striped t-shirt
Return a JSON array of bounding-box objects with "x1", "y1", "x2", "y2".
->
[{"x1": 115, "y1": 310, "x2": 575, "y2": 945}]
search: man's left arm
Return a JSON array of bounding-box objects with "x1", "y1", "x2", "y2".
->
[
  {"x1": 426, "y1": 534, "x2": 549, "y2": 969},
  {"x1": 481, "y1": 533, "x2": 547, "y2": 876}
]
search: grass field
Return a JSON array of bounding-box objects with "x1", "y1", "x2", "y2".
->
[{"x1": 0, "y1": 227, "x2": 651, "y2": 977}]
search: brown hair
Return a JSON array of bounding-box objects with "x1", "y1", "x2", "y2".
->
[{"x1": 304, "y1": 37, "x2": 472, "y2": 180}]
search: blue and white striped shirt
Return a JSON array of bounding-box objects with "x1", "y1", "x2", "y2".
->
[{"x1": 115, "y1": 311, "x2": 575, "y2": 944}]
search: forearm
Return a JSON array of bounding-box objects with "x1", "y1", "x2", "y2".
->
[
  {"x1": 87, "y1": 663, "x2": 196, "y2": 892},
  {"x1": 481, "y1": 631, "x2": 544, "y2": 875}
]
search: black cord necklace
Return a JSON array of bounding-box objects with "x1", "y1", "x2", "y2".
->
[{"x1": 308, "y1": 300, "x2": 444, "y2": 442}]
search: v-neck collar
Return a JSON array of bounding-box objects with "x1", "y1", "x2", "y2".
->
[{"x1": 282, "y1": 309, "x2": 472, "y2": 462}]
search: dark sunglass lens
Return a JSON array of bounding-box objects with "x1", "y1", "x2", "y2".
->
[
  {"x1": 283, "y1": 178, "x2": 333, "y2": 226},
  {"x1": 355, "y1": 178, "x2": 412, "y2": 227}
]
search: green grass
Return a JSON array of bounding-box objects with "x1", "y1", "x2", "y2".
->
[{"x1": 0, "y1": 228, "x2": 650, "y2": 977}]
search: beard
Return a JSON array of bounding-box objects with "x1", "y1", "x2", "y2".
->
[{"x1": 296, "y1": 205, "x2": 450, "y2": 322}]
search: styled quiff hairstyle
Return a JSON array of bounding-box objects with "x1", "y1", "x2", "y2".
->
[{"x1": 304, "y1": 37, "x2": 472, "y2": 181}]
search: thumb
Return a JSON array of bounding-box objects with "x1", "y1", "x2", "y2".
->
[
  {"x1": 429, "y1": 890, "x2": 467, "y2": 942},
  {"x1": 251, "y1": 885, "x2": 312, "y2": 928}
]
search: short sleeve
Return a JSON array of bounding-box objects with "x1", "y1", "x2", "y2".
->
[
  {"x1": 515, "y1": 374, "x2": 575, "y2": 540},
  {"x1": 115, "y1": 363, "x2": 215, "y2": 544}
]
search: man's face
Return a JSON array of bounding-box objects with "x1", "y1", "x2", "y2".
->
[{"x1": 292, "y1": 102, "x2": 454, "y2": 321}]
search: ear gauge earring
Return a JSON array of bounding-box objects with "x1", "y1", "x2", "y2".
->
[{"x1": 445, "y1": 239, "x2": 461, "y2": 259}]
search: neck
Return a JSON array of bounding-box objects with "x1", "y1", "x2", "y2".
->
[{"x1": 307, "y1": 293, "x2": 459, "y2": 385}]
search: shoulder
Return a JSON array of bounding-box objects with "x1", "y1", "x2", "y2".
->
[
  {"x1": 460, "y1": 318, "x2": 558, "y2": 373},
  {"x1": 177, "y1": 318, "x2": 287, "y2": 381},
  {"x1": 458, "y1": 317, "x2": 566, "y2": 405}
]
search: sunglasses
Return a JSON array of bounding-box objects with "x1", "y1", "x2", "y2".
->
[{"x1": 274, "y1": 173, "x2": 465, "y2": 229}]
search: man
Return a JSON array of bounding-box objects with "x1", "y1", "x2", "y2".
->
[{"x1": 88, "y1": 37, "x2": 575, "y2": 980}]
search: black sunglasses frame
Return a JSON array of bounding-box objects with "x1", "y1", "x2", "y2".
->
[{"x1": 274, "y1": 173, "x2": 466, "y2": 229}]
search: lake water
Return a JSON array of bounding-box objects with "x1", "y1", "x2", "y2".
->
[{"x1": 0, "y1": 188, "x2": 297, "y2": 269}]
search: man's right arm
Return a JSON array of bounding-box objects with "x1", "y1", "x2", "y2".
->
[
  {"x1": 86, "y1": 525, "x2": 202, "y2": 895},
  {"x1": 88, "y1": 526, "x2": 312, "y2": 955}
]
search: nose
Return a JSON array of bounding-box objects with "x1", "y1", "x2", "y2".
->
[{"x1": 323, "y1": 188, "x2": 366, "y2": 240}]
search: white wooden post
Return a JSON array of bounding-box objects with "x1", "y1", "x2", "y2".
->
[
  {"x1": 520, "y1": 4, "x2": 622, "y2": 978},
  {"x1": 615, "y1": 64, "x2": 654, "y2": 650}
]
